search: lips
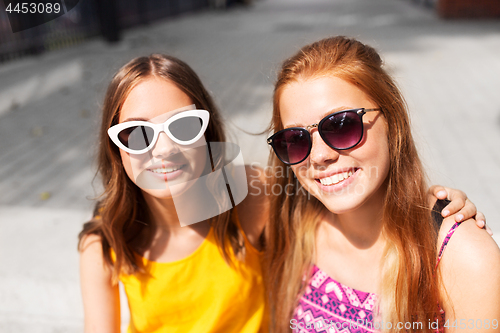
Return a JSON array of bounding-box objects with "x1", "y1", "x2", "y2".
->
[
  {"x1": 318, "y1": 170, "x2": 354, "y2": 186},
  {"x1": 143, "y1": 162, "x2": 187, "y2": 181},
  {"x1": 148, "y1": 164, "x2": 184, "y2": 174}
]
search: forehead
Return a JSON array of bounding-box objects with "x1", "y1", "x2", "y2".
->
[
  {"x1": 279, "y1": 76, "x2": 374, "y2": 127},
  {"x1": 118, "y1": 77, "x2": 193, "y2": 123}
]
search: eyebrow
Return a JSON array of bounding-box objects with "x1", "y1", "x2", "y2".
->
[
  {"x1": 122, "y1": 117, "x2": 149, "y2": 122},
  {"x1": 120, "y1": 108, "x2": 190, "y2": 124},
  {"x1": 284, "y1": 106, "x2": 354, "y2": 128}
]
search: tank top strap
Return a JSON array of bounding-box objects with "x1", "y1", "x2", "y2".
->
[
  {"x1": 435, "y1": 221, "x2": 461, "y2": 269},
  {"x1": 231, "y1": 206, "x2": 262, "y2": 255}
]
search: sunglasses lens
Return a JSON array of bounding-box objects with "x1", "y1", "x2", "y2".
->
[
  {"x1": 272, "y1": 129, "x2": 310, "y2": 164},
  {"x1": 168, "y1": 116, "x2": 203, "y2": 143},
  {"x1": 118, "y1": 125, "x2": 155, "y2": 151},
  {"x1": 320, "y1": 111, "x2": 362, "y2": 149}
]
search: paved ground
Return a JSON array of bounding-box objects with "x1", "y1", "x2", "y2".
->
[{"x1": 0, "y1": 0, "x2": 499, "y2": 331}]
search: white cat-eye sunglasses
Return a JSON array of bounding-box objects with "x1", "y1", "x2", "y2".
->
[{"x1": 108, "y1": 110, "x2": 209, "y2": 154}]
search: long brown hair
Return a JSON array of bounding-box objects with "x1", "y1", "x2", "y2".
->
[
  {"x1": 266, "y1": 36, "x2": 440, "y2": 332},
  {"x1": 78, "y1": 54, "x2": 244, "y2": 283}
]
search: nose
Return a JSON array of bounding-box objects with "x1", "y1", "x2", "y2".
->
[
  {"x1": 151, "y1": 131, "x2": 180, "y2": 159},
  {"x1": 308, "y1": 130, "x2": 339, "y2": 165}
]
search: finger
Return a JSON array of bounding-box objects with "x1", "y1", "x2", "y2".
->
[
  {"x1": 429, "y1": 185, "x2": 448, "y2": 200},
  {"x1": 476, "y1": 212, "x2": 493, "y2": 236},
  {"x1": 476, "y1": 211, "x2": 487, "y2": 228},
  {"x1": 454, "y1": 198, "x2": 478, "y2": 222},
  {"x1": 475, "y1": 218, "x2": 485, "y2": 229},
  {"x1": 485, "y1": 224, "x2": 493, "y2": 236},
  {"x1": 444, "y1": 187, "x2": 467, "y2": 202},
  {"x1": 445, "y1": 198, "x2": 477, "y2": 222},
  {"x1": 440, "y1": 187, "x2": 468, "y2": 217},
  {"x1": 441, "y1": 196, "x2": 466, "y2": 218}
]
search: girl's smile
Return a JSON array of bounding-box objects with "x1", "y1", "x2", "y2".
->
[
  {"x1": 314, "y1": 167, "x2": 359, "y2": 192},
  {"x1": 119, "y1": 78, "x2": 208, "y2": 198},
  {"x1": 279, "y1": 76, "x2": 390, "y2": 214},
  {"x1": 145, "y1": 162, "x2": 187, "y2": 180}
]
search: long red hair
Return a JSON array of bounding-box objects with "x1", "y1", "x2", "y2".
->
[{"x1": 265, "y1": 36, "x2": 440, "y2": 332}]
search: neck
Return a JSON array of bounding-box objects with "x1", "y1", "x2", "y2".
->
[
  {"x1": 142, "y1": 193, "x2": 183, "y2": 231},
  {"x1": 141, "y1": 182, "x2": 213, "y2": 233},
  {"x1": 323, "y1": 184, "x2": 387, "y2": 250}
]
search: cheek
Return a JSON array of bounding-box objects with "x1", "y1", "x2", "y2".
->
[
  {"x1": 376, "y1": 129, "x2": 391, "y2": 175},
  {"x1": 192, "y1": 148, "x2": 209, "y2": 176},
  {"x1": 121, "y1": 149, "x2": 157, "y2": 181},
  {"x1": 363, "y1": 120, "x2": 390, "y2": 181},
  {"x1": 181, "y1": 137, "x2": 210, "y2": 175},
  {"x1": 119, "y1": 150, "x2": 137, "y2": 183},
  {"x1": 291, "y1": 164, "x2": 315, "y2": 190},
  {"x1": 365, "y1": 141, "x2": 390, "y2": 184},
  {"x1": 290, "y1": 164, "x2": 304, "y2": 182}
]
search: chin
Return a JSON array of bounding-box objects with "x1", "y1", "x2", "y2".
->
[
  {"x1": 316, "y1": 194, "x2": 362, "y2": 215},
  {"x1": 142, "y1": 188, "x2": 174, "y2": 199},
  {"x1": 145, "y1": 181, "x2": 196, "y2": 198},
  {"x1": 316, "y1": 183, "x2": 388, "y2": 216},
  {"x1": 136, "y1": 168, "x2": 196, "y2": 195},
  {"x1": 303, "y1": 180, "x2": 364, "y2": 214}
]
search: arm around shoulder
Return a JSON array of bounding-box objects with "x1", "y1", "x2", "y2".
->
[
  {"x1": 438, "y1": 218, "x2": 500, "y2": 332},
  {"x1": 235, "y1": 164, "x2": 270, "y2": 250},
  {"x1": 79, "y1": 233, "x2": 121, "y2": 333}
]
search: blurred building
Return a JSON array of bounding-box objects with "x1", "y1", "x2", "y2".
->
[
  {"x1": 437, "y1": 0, "x2": 500, "y2": 18},
  {"x1": 0, "y1": 0, "x2": 212, "y2": 62}
]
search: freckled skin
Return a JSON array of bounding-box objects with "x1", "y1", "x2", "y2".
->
[{"x1": 279, "y1": 76, "x2": 390, "y2": 214}]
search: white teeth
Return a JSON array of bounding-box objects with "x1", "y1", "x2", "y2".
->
[
  {"x1": 331, "y1": 174, "x2": 339, "y2": 183},
  {"x1": 319, "y1": 170, "x2": 354, "y2": 186},
  {"x1": 150, "y1": 165, "x2": 182, "y2": 174}
]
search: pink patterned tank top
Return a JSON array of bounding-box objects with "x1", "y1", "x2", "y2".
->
[{"x1": 292, "y1": 221, "x2": 461, "y2": 333}]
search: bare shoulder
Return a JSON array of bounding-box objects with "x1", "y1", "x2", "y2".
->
[
  {"x1": 235, "y1": 164, "x2": 270, "y2": 250},
  {"x1": 438, "y1": 217, "x2": 500, "y2": 323},
  {"x1": 79, "y1": 235, "x2": 121, "y2": 332},
  {"x1": 437, "y1": 217, "x2": 500, "y2": 268},
  {"x1": 79, "y1": 233, "x2": 112, "y2": 278},
  {"x1": 79, "y1": 233, "x2": 103, "y2": 253}
]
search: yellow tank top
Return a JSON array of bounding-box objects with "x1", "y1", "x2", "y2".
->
[{"x1": 112, "y1": 211, "x2": 268, "y2": 333}]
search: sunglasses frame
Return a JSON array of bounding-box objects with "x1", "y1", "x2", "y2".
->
[
  {"x1": 108, "y1": 109, "x2": 210, "y2": 154},
  {"x1": 267, "y1": 108, "x2": 381, "y2": 165}
]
